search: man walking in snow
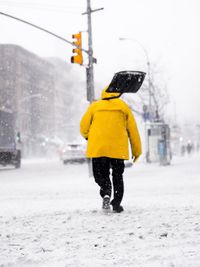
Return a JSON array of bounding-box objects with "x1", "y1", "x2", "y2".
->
[{"x1": 80, "y1": 87, "x2": 142, "y2": 213}]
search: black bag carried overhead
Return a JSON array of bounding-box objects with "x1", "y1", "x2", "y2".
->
[{"x1": 106, "y1": 71, "x2": 146, "y2": 94}]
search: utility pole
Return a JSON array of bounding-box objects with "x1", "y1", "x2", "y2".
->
[
  {"x1": 82, "y1": 0, "x2": 103, "y2": 102},
  {"x1": 86, "y1": 0, "x2": 94, "y2": 102},
  {"x1": 82, "y1": 1, "x2": 103, "y2": 178}
]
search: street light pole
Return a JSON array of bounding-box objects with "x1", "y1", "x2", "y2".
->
[
  {"x1": 119, "y1": 37, "x2": 154, "y2": 163},
  {"x1": 119, "y1": 37, "x2": 152, "y2": 120}
]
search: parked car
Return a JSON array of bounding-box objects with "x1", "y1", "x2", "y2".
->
[
  {"x1": 59, "y1": 143, "x2": 86, "y2": 164},
  {"x1": 0, "y1": 109, "x2": 21, "y2": 168}
]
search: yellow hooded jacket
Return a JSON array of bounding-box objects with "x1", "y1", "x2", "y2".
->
[{"x1": 80, "y1": 88, "x2": 142, "y2": 160}]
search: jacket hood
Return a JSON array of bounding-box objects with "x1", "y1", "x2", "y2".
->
[{"x1": 101, "y1": 86, "x2": 121, "y2": 100}]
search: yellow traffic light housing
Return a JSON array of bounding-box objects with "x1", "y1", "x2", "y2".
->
[{"x1": 71, "y1": 32, "x2": 83, "y2": 65}]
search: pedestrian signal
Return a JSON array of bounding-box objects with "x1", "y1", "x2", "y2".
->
[{"x1": 71, "y1": 32, "x2": 83, "y2": 65}]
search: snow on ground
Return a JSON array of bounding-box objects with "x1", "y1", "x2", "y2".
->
[{"x1": 0, "y1": 154, "x2": 200, "y2": 267}]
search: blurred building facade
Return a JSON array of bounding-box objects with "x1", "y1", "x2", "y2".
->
[{"x1": 0, "y1": 44, "x2": 84, "y2": 157}]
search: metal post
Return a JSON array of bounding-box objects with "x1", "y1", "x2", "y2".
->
[
  {"x1": 82, "y1": 1, "x2": 103, "y2": 176},
  {"x1": 82, "y1": 1, "x2": 103, "y2": 102},
  {"x1": 85, "y1": 0, "x2": 94, "y2": 176},
  {"x1": 119, "y1": 37, "x2": 152, "y2": 120},
  {"x1": 86, "y1": 0, "x2": 95, "y2": 102},
  {"x1": 147, "y1": 60, "x2": 152, "y2": 121}
]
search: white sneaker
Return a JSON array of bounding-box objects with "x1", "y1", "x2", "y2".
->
[{"x1": 102, "y1": 195, "x2": 111, "y2": 210}]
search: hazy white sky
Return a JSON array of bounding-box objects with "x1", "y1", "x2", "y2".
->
[{"x1": 0, "y1": 0, "x2": 200, "y2": 123}]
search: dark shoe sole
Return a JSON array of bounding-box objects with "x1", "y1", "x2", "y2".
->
[{"x1": 112, "y1": 206, "x2": 124, "y2": 213}]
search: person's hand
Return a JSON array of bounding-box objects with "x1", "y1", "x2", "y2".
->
[{"x1": 133, "y1": 155, "x2": 140, "y2": 163}]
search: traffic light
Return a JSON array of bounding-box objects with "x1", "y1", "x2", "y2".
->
[{"x1": 71, "y1": 32, "x2": 83, "y2": 65}]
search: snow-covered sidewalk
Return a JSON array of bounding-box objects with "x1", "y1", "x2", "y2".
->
[{"x1": 0, "y1": 155, "x2": 200, "y2": 266}]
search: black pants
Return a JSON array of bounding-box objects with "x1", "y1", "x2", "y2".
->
[{"x1": 92, "y1": 157, "x2": 125, "y2": 206}]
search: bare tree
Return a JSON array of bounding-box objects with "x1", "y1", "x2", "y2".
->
[{"x1": 124, "y1": 61, "x2": 170, "y2": 122}]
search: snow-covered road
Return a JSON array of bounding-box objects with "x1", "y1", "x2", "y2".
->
[{"x1": 0, "y1": 155, "x2": 200, "y2": 267}]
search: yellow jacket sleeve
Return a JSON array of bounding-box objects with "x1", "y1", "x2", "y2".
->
[
  {"x1": 80, "y1": 104, "x2": 93, "y2": 139},
  {"x1": 126, "y1": 108, "x2": 142, "y2": 157}
]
